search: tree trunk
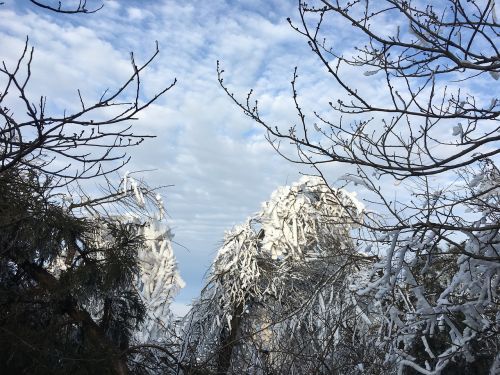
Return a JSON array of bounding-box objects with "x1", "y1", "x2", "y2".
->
[
  {"x1": 217, "y1": 302, "x2": 244, "y2": 375},
  {"x1": 21, "y1": 261, "x2": 130, "y2": 375}
]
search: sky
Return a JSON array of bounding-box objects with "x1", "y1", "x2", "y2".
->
[
  {"x1": 0, "y1": 0, "x2": 332, "y2": 315},
  {"x1": 1, "y1": 0, "x2": 496, "y2": 316}
]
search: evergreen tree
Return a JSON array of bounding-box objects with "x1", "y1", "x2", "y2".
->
[
  {"x1": 0, "y1": 167, "x2": 144, "y2": 374},
  {"x1": 0, "y1": 4, "x2": 179, "y2": 373}
]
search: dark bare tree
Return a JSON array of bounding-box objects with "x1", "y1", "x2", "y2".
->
[
  {"x1": 1, "y1": 37, "x2": 175, "y2": 186},
  {"x1": 29, "y1": 0, "x2": 103, "y2": 14}
]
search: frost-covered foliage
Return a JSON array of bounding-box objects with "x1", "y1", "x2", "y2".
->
[
  {"x1": 260, "y1": 176, "x2": 364, "y2": 260},
  {"x1": 135, "y1": 218, "x2": 185, "y2": 343},
  {"x1": 109, "y1": 173, "x2": 185, "y2": 344},
  {"x1": 56, "y1": 172, "x2": 185, "y2": 346},
  {"x1": 184, "y1": 165, "x2": 499, "y2": 374},
  {"x1": 181, "y1": 176, "x2": 372, "y2": 374},
  {"x1": 353, "y1": 161, "x2": 500, "y2": 374}
]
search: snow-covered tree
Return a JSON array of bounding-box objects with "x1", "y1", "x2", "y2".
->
[
  {"x1": 112, "y1": 173, "x2": 185, "y2": 345},
  {"x1": 354, "y1": 161, "x2": 500, "y2": 374},
  {"x1": 219, "y1": 1, "x2": 499, "y2": 373},
  {"x1": 135, "y1": 218, "x2": 185, "y2": 343},
  {"x1": 75, "y1": 173, "x2": 185, "y2": 373},
  {"x1": 182, "y1": 176, "x2": 372, "y2": 374}
]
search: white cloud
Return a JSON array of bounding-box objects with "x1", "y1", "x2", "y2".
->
[
  {"x1": 5, "y1": 0, "x2": 493, "y2": 313},
  {"x1": 0, "y1": 0, "x2": 353, "y2": 305},
  {"x1": 127, "y1": 7, "x2": 147, "y2": 21}
]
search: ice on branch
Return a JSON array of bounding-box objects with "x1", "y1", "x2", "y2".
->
[
  {"x1": 119, "y1": 173, "x2": 185, "y2": 342},
  {"x1": 52, "y1": 173, "x2": 184, "y2": 344},
  {"x1": 136, "y1": 218, "x2": 185, "y2": 342},
  {"x1": 183, "y1": 176, "x2": 368, "y2": 373},
  {"x1": 260, "y1": 176, "x2": 364, "y2": 260}
]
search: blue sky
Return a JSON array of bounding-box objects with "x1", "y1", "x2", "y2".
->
[
  {"x1": 0, "y1": 0, "x2": 328, "y2": 314},
  {"x1": 3, "y1": 0, "x2": 495, "y2": 315}
]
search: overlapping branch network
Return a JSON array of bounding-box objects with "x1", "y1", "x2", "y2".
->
[
  {"x1": 217, "y1": 1, "x2": 499, "y2": 374},
  {"x1": 219, "y1": 0, "x2": 499, "y2": 179},
  {"x1": 0, "y1": 38, "x2": 175, "y2": 185}
]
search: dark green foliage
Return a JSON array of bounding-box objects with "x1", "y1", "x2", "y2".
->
[{"x1": 0, "y1": 168, "x2": 146, "y2": 374}]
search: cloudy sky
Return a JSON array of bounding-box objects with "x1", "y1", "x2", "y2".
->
[
  {"x1": 2, "y1": 0, "x2": 493, "y2": 315},
  {"x1": 0, "y1": 0, "x2": 330, "y2": 313}
]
